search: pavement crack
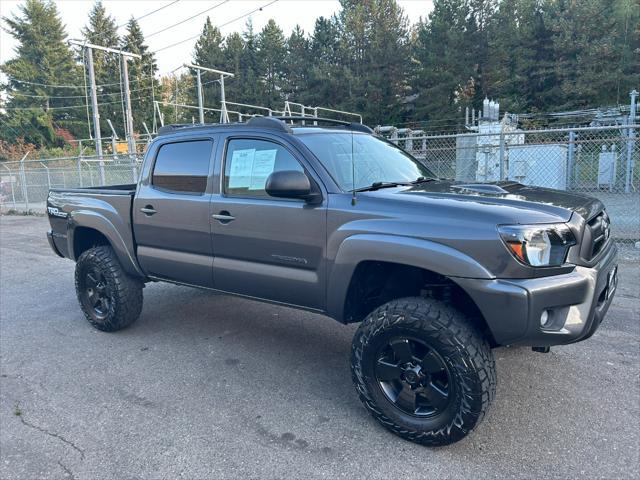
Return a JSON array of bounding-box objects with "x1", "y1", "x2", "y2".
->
[
  {"x1": 17, "y1": 410, "x2": 85, "y2": 460},
  {"x1": 57, "y1": 460, "x2": 76, "y2": 480}
]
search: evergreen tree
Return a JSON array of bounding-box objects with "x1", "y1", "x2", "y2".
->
[
  {"x1": 550, "y1": 0, "x2": 638, "y2": 109},
  {"x1": 338, "y1": 0, "x2": 411, "y2": 124},
  {"x1": 221, "y1": 31, "x2": 245, "y2": 105},
  {"x1": 306, "y1": 16, "x2": 342, "y2": 108},
  {"x1": 192, "y1": 17, "x2": 225, "y2": 115},
  {"x1": 1, "y1": 0, "x2": 83, "y2": 146},
  {"x1": 120, "y1": 17, "x2": 158, "y2": 134},
  {"x1": 257, "y1": 19, "x2": 287, "y2": 106},
  {"x1": 284, "y1": 25, "x2": 310, "y2": 103},
  {"x1": 410, "y1": 0, "x2": 477, "y2": 125},
  {"x1": 82, "y1": 1, "x2": 122, "y2": 136},
  {"x1": 613, "y1": 0, "x2": 640, "y2": 105},
  {"x1": 239, "y1": 20, "x2": 263, "y2": 105}
]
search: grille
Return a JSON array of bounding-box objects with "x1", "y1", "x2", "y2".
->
[{"x1": 582, "y1": 211, "x2": 611, "y2": 260}]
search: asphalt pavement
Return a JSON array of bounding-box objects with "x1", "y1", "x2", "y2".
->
[{"x1": 1, "y1": 215, "x2": 638, "y2": 479}]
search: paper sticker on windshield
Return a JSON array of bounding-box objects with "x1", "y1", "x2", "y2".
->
[
  {"x1": 249, "y1": 149, "x2": 277, "y2": 190},
  {"x1": 228, "y1": 148, "x2": 255, "y2": 188}
]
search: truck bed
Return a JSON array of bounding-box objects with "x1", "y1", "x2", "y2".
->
[{"x1": 47, "y1": 186, "x2": 137, "y2": 262}]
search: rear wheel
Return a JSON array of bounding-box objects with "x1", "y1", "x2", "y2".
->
[
  {"x1": 75, "y1": 246, "x2": 143, "y2": 331},
  {"x1": 351, "y1": 297, "x2": 496, "y2": 446}
]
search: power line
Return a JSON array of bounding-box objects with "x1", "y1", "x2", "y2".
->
[
  {"x1": 152, "y1": 0, "x2": 279, "y2": 54},
  {"x1": 8, "y1": 86, "x2": 153, "y2": 100},
  {"x1": 5, "y1": 76, "x2": 144, "y2": 89},
  {"x1": 87, "y1": 0, "x2": 182, "y2": 43},
  {"x1": 3, "y1": 95, "x2": 155, "y2": 111},
  {"x1": 146, "y1": 0, "x2": 230, "y2": 38},
  {"x1": 117, "y1": 0, "x2": 182, "y2": 28}
]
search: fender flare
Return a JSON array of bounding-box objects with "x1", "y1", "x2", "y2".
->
[
  {"x1": 326, "y1": 233, "x2": 493, "y2": 321},
  {"x1": 67, "y1": 210, "x2": 145, "y2": 279}
]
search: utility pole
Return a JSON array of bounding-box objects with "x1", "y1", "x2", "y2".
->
[
  {"x1": 85, "y1": 47, "x2": 105, "y2": 185},
  {"x1": 69, "y1": 40, "x2": 141, "y2": 161},
  {"x1": 121, "y1": 56, "x2": 136, "y2": 156},
  {"x1": 625, "y1": 89, "x2": 638, "y2": 193},
  {"x1": 184, "y1": 63, "x2": 234, "y2": 123},
  {"x1": 196, "y1": 69, "x2": 204, "y2": 123}
]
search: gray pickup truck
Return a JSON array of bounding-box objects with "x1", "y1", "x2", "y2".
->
[{"x1": 47, "y1": 116, "x2": 618, "y2": 446}]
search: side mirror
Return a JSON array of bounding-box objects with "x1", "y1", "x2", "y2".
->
[{"x1": 265, "y1": 170, "x2": 320, "y2": 203}]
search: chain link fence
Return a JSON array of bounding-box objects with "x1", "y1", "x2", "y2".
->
[
  {"x1": 0, "y1": 154, "x2": 143, "y2": 214},
  {"x1": 383, "y1": 124, "x2": 639, "y2": 240},
  {"x1": 1, "y1": 124, "x2": 638, "y2": 240}
]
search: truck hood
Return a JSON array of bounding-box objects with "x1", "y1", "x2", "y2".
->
[{"x1": 369, "y1": 180, "x2": 603, "y2": 223}]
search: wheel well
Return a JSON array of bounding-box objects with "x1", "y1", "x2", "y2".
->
[
  {"x1": 343, "y1": 261, "x2": 495, "y2": 344},
  {"x1": 73, "y1": 227, "x2": 110, "y2": 259}
]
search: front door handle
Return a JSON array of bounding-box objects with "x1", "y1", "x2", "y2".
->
[
  {"x1": 140, "y1": 205, "x2": 157, "y2": 216},
  {"x1": 212, "y1": 211, "x2": 235, "y2": 223}
]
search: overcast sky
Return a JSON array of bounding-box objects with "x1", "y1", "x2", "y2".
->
[{"x1": 1, "y1": 0, "x2": 434, "y2": 76}]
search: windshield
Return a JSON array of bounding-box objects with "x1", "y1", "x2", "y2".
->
[{"x1": 297, "y1": 132, "x2": 435, "y2": 191}]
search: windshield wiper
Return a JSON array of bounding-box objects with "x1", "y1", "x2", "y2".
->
[{"x1": 352, "y1": 181, "x2": 410, "y2": 192}]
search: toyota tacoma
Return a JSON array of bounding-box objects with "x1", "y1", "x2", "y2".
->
[{"x1": 46, "y1": 116, "x2": 618, "y2": 446}]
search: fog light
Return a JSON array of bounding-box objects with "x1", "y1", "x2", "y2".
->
[{"x1": 540, "y1": 310, "x2": 551, "y2": 328}]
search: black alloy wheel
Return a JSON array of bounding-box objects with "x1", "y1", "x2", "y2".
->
[
  {"x1": 74, "y1": 245, "x2": 143, "y2": 332},
  {"x1": 375, "y1": 337, "x2": 451, "y2": 417},
  {"x1": 81, "y1": 268, "x2": 110, "y2": 321}
]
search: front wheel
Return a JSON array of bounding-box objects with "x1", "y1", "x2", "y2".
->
[
  {"x1": 351, "y1": 297, "x2": 496, "y2": 446},
  {"x1": 75, "y1": 245, "x2": 143, "y2": 332}
]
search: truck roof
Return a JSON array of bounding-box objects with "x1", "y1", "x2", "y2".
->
[{"x1": 156, "y1": 116, "x2": 374, "y2": 137}]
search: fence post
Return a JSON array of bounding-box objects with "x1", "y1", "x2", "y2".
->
[
  {"x1": 130, "y1": 154, "x2": 138, "y2": 183},
  {"x1": 19, "y1": 152, "x2": 29, "y2": 211},
  {"x1": 85, "y1": 161, "x2": 95, "y2": 187},
  {"x1": 77, "y1": 156, "x2": 83, "y2": 187},
  {"x1": 498, "y1": 128, "x2": 506, "y2": 180},
  {"x1": 567, "y1": 131, "x2": 576, "y2": 190},
  {"x1": 1, "y1": 163, "x2": 16, "y2": 210},
  {"x1": 625, "y1": 90, "x2": 638, "y2": 193},
  {"x1": 40, "y1": 162, "x2": 51, "y2": 189}
]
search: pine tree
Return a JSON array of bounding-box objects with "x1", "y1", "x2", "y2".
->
[
  {"x1": 284, "y1": 25, "x2": 310, "y2": 103},
  {"x1": 551, "y1": 0, "x2": 639, "y2": 109},
  {"x1": 257, "y1": 19, "x2": 287, "y2": 106},
  {"x1": 613, "y1": 0, "x2": 640, "y2": 105},
  {"x1": 338, "y1": 0, "x2": 411, "y2": 124},
  {"x1": 239, "y1": 20, "x2": 262, "y2": 105},
  {"x1": 410, "y1": 0, "x2": 476, "y2": 125},
  {"x1": 306, "y1": 16, "x2": 342, "y2": 108},
  {"x1": 192, "y1": 17, "x2": 225, "y2": 117},
  {"x1": 120, "y1": 17, "x2": 158, "y2": 134},
  {"x1": 221, "y1": 31, "x2": 245, "y2": 105},
  {"x1": 1, "y1": 0, "x2": 83, "y2": 146},
  {"x1": 82, "y1": 1, "x2": 122, "y2": 137}
]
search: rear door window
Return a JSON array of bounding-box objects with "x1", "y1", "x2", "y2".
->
[{"x1": 152, "y1": 139, "x2": 213, "y2": 194}]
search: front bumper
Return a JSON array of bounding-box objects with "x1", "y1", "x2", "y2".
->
[{"x1": 456, "y1": 243, "x2": 618, "y2": 347}]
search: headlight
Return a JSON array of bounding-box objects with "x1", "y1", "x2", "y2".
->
[{"x1": 498, "y1": 224, "x2": 576, "y2": 267}]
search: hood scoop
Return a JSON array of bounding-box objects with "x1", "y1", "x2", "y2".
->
[{"x1": 451, "y1": 184, "x2": 509, "y2": 195}]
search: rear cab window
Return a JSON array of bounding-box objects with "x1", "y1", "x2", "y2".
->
[{"x1": 152, "y1": 139, "x2": 213, "y2": 194}]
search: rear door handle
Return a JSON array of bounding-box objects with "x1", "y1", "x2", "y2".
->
[
  {"x1": 140, "y1": 206, "x2": 157, "y2": 216},
  {"x1": 212, "y1": 211, "x2": 235, "y2": 223}
]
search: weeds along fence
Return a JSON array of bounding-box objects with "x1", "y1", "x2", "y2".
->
[{"x1": 1, "y1": 124, "x2": 638, "y2": 240}]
